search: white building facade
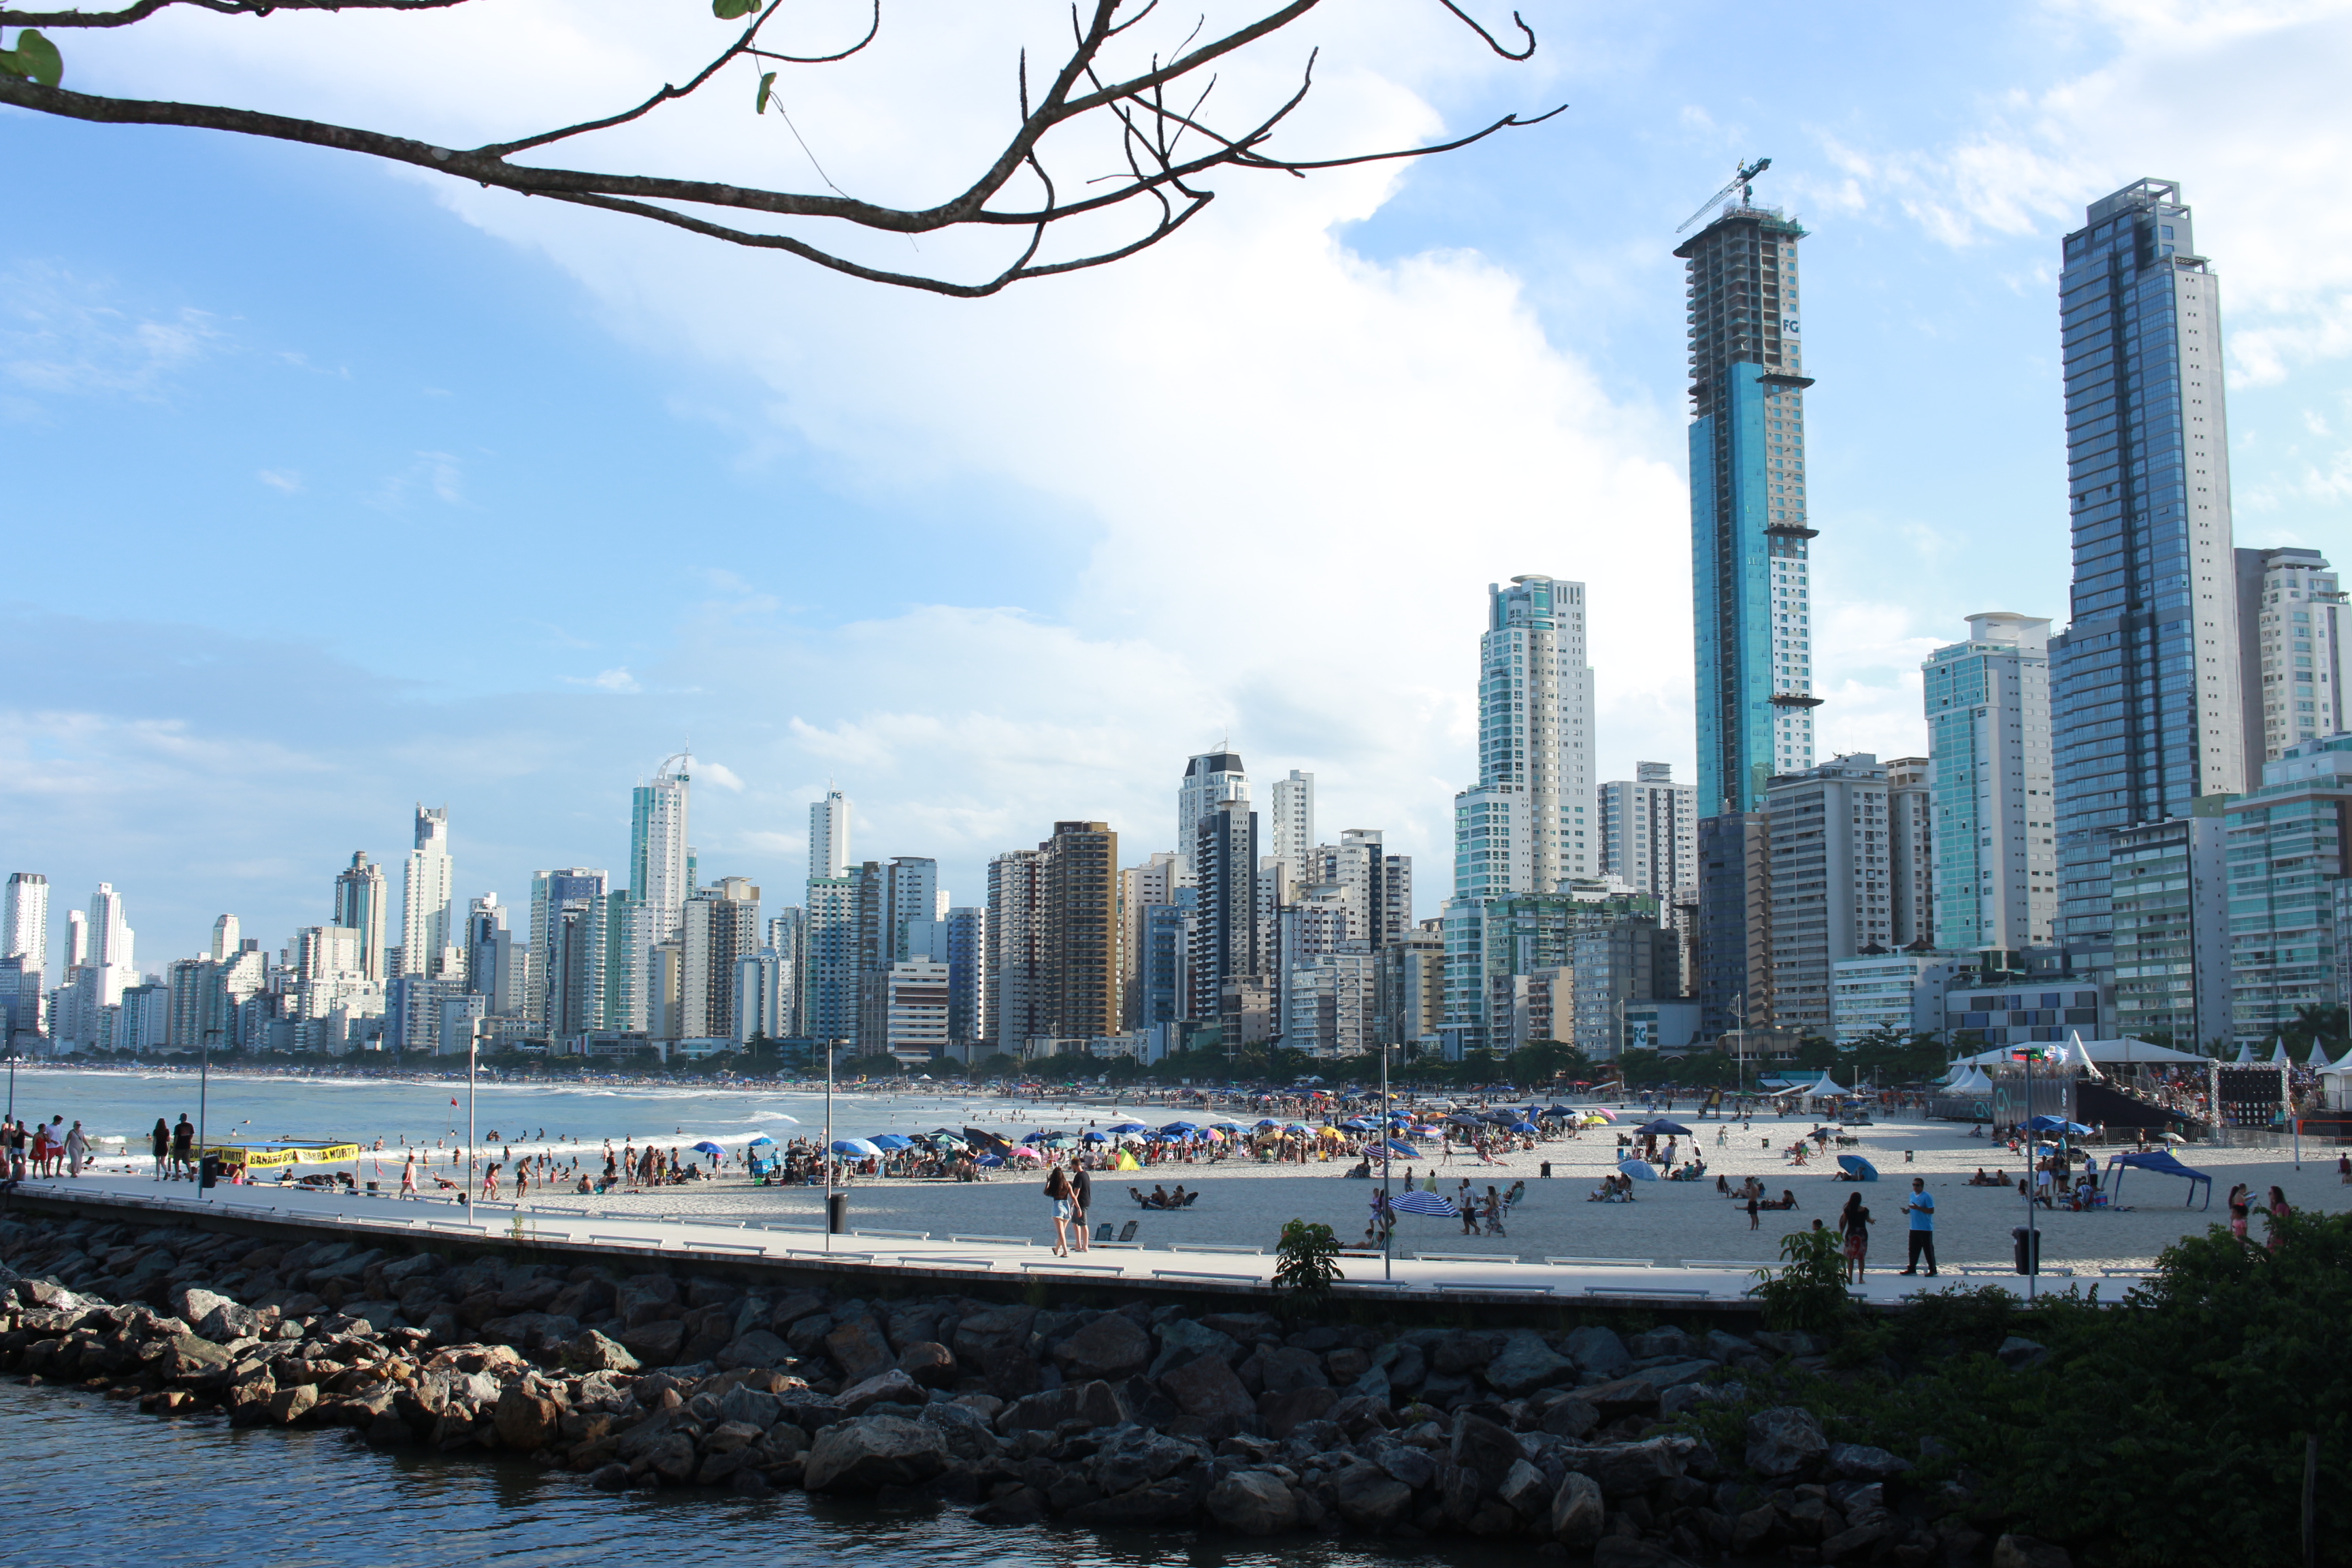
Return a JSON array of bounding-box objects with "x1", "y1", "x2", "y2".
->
[{"x1": 1924, "y1": 613, "x2": 2055, "y2": 953}]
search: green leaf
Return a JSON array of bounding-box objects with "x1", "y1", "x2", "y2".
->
[
  {"x1": 0, "y1": 29, "x2": 64, "y2": 88},
  {"x1": 755, "y1": 70, "x2": 776, "y2": 113},
  {"x1": 711, "y1": 0, "x2": 760, "y2": 18}
]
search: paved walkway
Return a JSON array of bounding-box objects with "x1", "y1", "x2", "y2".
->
[{"x1": 7, "y1": 1171, "x2": 2148, "y2": 1307}]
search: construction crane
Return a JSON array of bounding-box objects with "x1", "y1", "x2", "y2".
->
[{"x1": 1676, "y1": 157, "x2": 1772, "y2": 234}]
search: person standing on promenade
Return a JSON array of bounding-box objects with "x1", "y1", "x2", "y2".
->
[
  {"x1": 399, "y1": 1153, "x2": 419, "y2": 1198},
  {"x1": 150, "y1": 1119, "x2": 170, "y2": 1181},
  {"x1": 65, "y1": 1121, "x2": 88, "y2": 1177},
  {"x1": 1044, "y1": 1162, "x2": 1076, "y2": 1256},
  {"x1": 172, "y1": 1115, "x2": 195, "y2": 1180},
  {"x1": 1897, "y1": 1177, "x2": 1937, "y2": 1276},
  {"x1": 1837, "y1": 1192, "x2": 1872, "y2": 1283},
  {"x1": 2266, "y1": 1186, "x2": 2291, "y2": 1252},
  {"x1": 1069, "y1": 1162, "x2": 1092, "y2": 1252}
]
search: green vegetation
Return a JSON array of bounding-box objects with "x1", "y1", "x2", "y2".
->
[
  {"x1": 1686, "y1": 1209, "x2": 2352, "y2": 1566},
  {"x1": 1271, "y1": 1218, "x2": 1343, "y2": 1313},
  {"x1": 1749, "y1": 1225, "x2": 1848, "y2": 1333}
]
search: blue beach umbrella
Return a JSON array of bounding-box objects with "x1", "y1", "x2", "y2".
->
[
  {"x1": 1384, "y1": 1139, "x2": 1421, "y2": 1158},
  {"x1": 1836, "y1": 1154, "x2": 1879, "y2": 1181},
  {"x1": 1386, "y1": 1189, "x2": 1459, "y2": 1218},
  {"x1": 1510, "y1": 1122, "x2": 1539, "y2": 1134},
  {"x1": 1160, "y1": 1121, "x2": 1198, "y2": 1134},
  {"x1": 693, "y1": 1141, "x2": 726, "y2": 1157},
  {"x1": 1107, "y1": 1122, "x2": 1146, "y2": 1134},
  {"x1": 869, "y1": 1133, "x2": 915, "y2": 1150},
  {"x1": 1616, "y1": 1158, "x2": 1661, "y2": 1182},
  {"x1": 830, "y1": 1139, "x2": 882, "y2": 1157},
  {"x1": 747, "y1": 1134, "x2": 774, "y2": 1147},
  {"x1": 1256, "y1": 1118, "x2": 1283, "y2": 1129},
  {"x1": 1081, "y1": 1131, "x2": 1108, "y2": 1143}
]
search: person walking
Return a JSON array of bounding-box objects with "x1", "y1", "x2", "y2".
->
[
  {"x1": 1897, "y1": 1177, "x2": 1937, "y2": 1276},
  {"x1": 65, "y1": 1121, "x2": 88, "y2": 1177},
  {"x1": 1044, "y1": 1162, "x2": 1076, "y2": 1256},
  {"x1": 150, "y1": 1118, "x2": 171, "y2": 1181},
  {"x1": 2338, "y1": 1152, "x2": 2349, "y2": 1186},
  {"x1": 1069, "y1": 1162, "x2": 1092, "y2": 1252},
  {"x1": 171, "y1": 1115, "x2": 195, "y2": 1181},
  {"x1": 1837, "y1": 1192, "x2": 1872, "y2": 1283},
  {"x1": 399, "y1": 1152, "x2": 419, "y2": 1199},
  {"x1": 2266, "y1": 1186, "x2": 2291, "y2": 1252},
  {"x1": 1745, "y1": 1186, "x2": 1761, "y2": 1230},
  {"x1": 2226, "y1": 1183, "x2": 2251, "y2": 1243}
]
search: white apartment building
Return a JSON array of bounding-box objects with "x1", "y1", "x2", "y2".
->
[
  {"x1": 1765, "y1": 754, "x2": 1936, "y2": 1035},
  {"x1": 1599, "y1": 762, "x2": 1697, "y2": 917},
  {"x1": 1452, "y1": 575, "x2": 1597, "y2": 898},
  {"x1": 808, "y1": 788, "x2": 851, "y2": 881},
  {"x1": 399, "y1": 806, "x2": 455, "y2": 979},
  {"x1": 1829, "y1": 951, "x2": 1967, "y2": 1047},
  {"x1": 1267, "y1": 770, "x2": 1316, "y2": 866},
  {"x1": 4, "y1": 872, "x2": 48, "y2": 967},
  {"x1": 2238, "y1": 547, "x2": 2345, "y2": 768},
  {"x1": 1924, "y1": 613, "x2": 2055, "y2": 952},
  {"x1": 884, "y1": 958, "x2": 951, "y2": 1062}
]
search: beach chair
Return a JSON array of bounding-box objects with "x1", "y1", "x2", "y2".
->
[
  {"x1": 1118, "y1": 1220, "x2": 1139, "y2": 1242},
  {"x1": 1095, "y1": 1222, "x2": 1112, "y2": 1241},
  {"x1": 1181, "y1": 1191, "x2": 1200, "y2": 1207}
]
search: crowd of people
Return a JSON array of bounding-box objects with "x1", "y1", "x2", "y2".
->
[{"x1": 3, "y1": 1114, "x2": 95, "y2": 1180}]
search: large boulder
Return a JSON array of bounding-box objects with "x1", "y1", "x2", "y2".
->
[
  {"x1": 493, "y1": 1387, "x2": 560, "y2": 1452},
  {"x1": 1745, "y1": 1405, "x2": 1829, "y2": 1477},
  {"x1": 1090, "y1": 1426, "x2": 1207, "y2": 1496},
  {"x1": 950, "y1": 1305, "x2": 1037, "y2": 1364},
  {"x1": 1327, "y1": 1460, "x2": 1415, "y2": 1529},
  {"x1": 1829, "y1": 1441, "x2": 1912, "y2": 1481},
  {"x1": 718, "y1": 1386, "x2": 783, "y2": 1430},
  {"x1": 1449, "y1": 1412, "x2": 1524, "y2": 1493},
  {"x1": 1159, "y1": 1351, "x2": 1254, "y2": 1421},
  {"x1": 801, "y1": 1414, "x2": 949, "y2": 1493},
  {"x1": 825, "y1": 1316, "x2": 897, "y2": 1384},
  {"x1": 1000, "y1": 1378, "x2": 1128, "y2": 1433},
  {"x1": 1549, "y1": 1471, "x2": 1605, "y2": 1544},
  {"x1": 566, "y1": 1330, "x2": 640, "y2": 1373},
  {"x1": 1248, "y1": 1344, "x2": 1330, "y2": 1395},
  {"x1": 613, "y1": 1274, "x2": 679, "y2": 1327},
  {"x1": 896, "y1": 1341, "x2": 956, "y2": 1387},
  {"x1": 1560, "y1": 1435, "x2": 1688, "y2": 1496},
  {"x1": 1056, "y1": 1313, "x2": 1152, "y2": 1383},
  {"x1": 1484, "y1": 1331, "x2": 1575, "y2": 1396},
  {"x1": 1205, "y1": 1470, "x2": 1298, "y2": 1535},
  {"x1": 1258, "y1": 1386, "x2": 1337, "y2": 1438},
  {"x1": 717, "y1": 1329, "x2": 789, "y2": 1371},
  {"x1": 617, "y1": 1320, "x2": 685, "y2": 1367},
  {"x1": 1561, "y1": 1326, "x2": 1631, "y2": 1379},
  {"x1": 836, "y1": 1368, "x2": 926, "y2": 1416},
  {"x1": 1149, "y1": 1317, "x2": 1242, "y2": 1379}
]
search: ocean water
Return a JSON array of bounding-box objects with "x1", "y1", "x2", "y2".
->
[
  {"x1": 0, "y1": 1066, "x2": 1120, "y2": 1158},
  {"x1": 0, "y1": 1378, "x2": 1490, "y2": 1568}
]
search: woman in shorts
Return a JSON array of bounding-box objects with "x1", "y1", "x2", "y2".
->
[
  {"x1": 1837, "y1": 1191, "x2": 1873, "y2": 1282},
  {"x1": 1045, "y1": 1163, "x2": 1076, "y2": 1256}
]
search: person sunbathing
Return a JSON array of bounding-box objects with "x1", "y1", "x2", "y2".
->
[{"x1": 1760, "y1": 1190, "x2": 1799, "y2": 1211}]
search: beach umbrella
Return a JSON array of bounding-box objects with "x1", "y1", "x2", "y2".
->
[
  {"x1": 1615, "y1": 1158, "x2": 1660, "y2": 1182},
  {"x1": 1210, "y1": 1120, "x2": 1247, "y2": 1132},
  {"x1": 1836, "y1": 1154, "x2": 1880, "y2": 1181},
  {"x1": 1160, "y1": 1120, "x2": 1198, "y2": 1134},
  {"x1": 962, "y1": 1127, "x2": 1014, "y2": 1155},
  {"x1": 693, "y1": 1141, "x2": 726, "y2": 1157},
  {"x1": 830, "y1": 1139, "x2": 881, "y2": 1156},
  {"x1": 976, "y1": 1154, "x2": 1004, "y2": 1166},
  {"x1": 747, "y1": 1134, "x2": 775, "y2": 1147},
  {"x1": 1547, "y1": 1105, "x2": 1575, "y2": 1117},
  {"x1": 1340, "y1": 1118, "x2": 1373, "y2": 1131},
  {"x1": 1255, "y1": 1117, "x2": 1283, "y2": 1129},
  {"x1": 1006, "y1": 1145, "x2": 1044, "y2": 1161},
  {"x1": 1384, "y1": 1139, "x2": 1421, "y2": 1158},
  {"x1": 1637, "y1": 1120, "x2": 1695, "y2": 1138},
  {"x1": 1584, "y1": 1107, "x2": 1619, "y2": 1123},
  {"x1": 1509, "y1": 1122, "x2": 1539, "y2": 1134},
  {"x1": 2026, "y1": 1115, "x2": 2092, "y2": 1136},
  {"x1": 869, "y1": 1134, "x2": 915, "y2": 1150},
  {"x1": 1107, "y1": 1122, "x2": 1147, "y2": 1134},
  {"x1": 1386, "y1": 1189, "x2": 1460, "y2": 1218},
  {"x1": 1081, "y1": 1131, "x2": 1108, "y2": 1143}
]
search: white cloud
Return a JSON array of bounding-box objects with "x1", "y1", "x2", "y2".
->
[
  {"x1": 697, "y1": 760, "x2": 747, "y2": 792},
  {"x1": 574, "y1": 668, "x2": 640, "y2": 693},
  {"x1": 0, "y1": 264, "x2": 224, "y2": 400},
  {"x1": 257, "y1": 469, "x2": 302, "y2": 493}
]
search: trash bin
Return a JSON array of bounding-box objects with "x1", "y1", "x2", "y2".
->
[
  {"x1": 197, "y1": 1154, "x2": 219, "y2": 1190},
  {"x1": 828, "y1": 1192, "x2": 848, "y2": 1234},
  {"x1": 2012, "y1": 1225, "x2": 2040, "y2": 1275}
]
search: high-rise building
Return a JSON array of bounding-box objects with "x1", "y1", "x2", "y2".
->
[
  {"x1": 764, "y1": 907, "x2": 806, "y2": 1036},
  {"x1": 1267, "y1": 770, "x2": 1316, "y2": 866},
  {"x1": 1303, "y1": 830, "x2": 1413, "y2": 951},
  {"x1": 881, "y1": 958, "x2": 951, "y2": 1062},
  {"x1": 1177, "y1": 753, "x2": 1249, "y2": 853},
  {"x1": 1925, "y1": 613, "x2": 2057, "y2": 952},
  {"x1": 804, "y1": 874, "x2": 864, "y2": 1046},
  {"x1": 735, "y1": 947, "x2": 792, "y2": 1044},
  {"x1": 808, "y1": 789, "x2": 851, "y2": 882},
  {"x1": 1764, "y1": 754, "x2": 1935, "y2": 1035},
  {"x1": 64, "y1": 909, "x2": 86, "y2": 970},
  {"x1": 1042, "y1": 821, "x2": 1120, "y2": 1040},
  {"x1": 682, "y1": 876, "x2": 762, "y2": 1039},
  {"x1": 983, "y1": 849, "x2": 1045, "y2": 1052},
  {"x1": 527, "y1": 868, "x2": 608, "y2": 1034},
  {"x1": 2110, "y1": 806, "x2": 2233, "y2": 1049},
  {"x1": 941, "y1": 906, "x2": 983, "y2": 1049},
  {"x1": 2237, "y1": 547, "x2": 2345, "y2": 768},
  {"x1": 2050, "y1": 179, "x2": 2248, "y2": 951},
  {"x1": 399, "y1": 806, "x2": 455, "y2": 979},
  {"x1": 2225, "y1": 736, "x2": 2352, "y2": 1049},
  {"x1": 1373, "y1": 920, "x2": 1445, "y2": 1045},
  {"x1": 209, "y1": 914, "x2": 239, "y2": 963},
  {"x1": 1697, "y1": 811, "x2": 1770, "y2": 1034},
  {"x1": 881, "y1": 857, "x2": 943, "y2": 963},
  {"x1": 1678, "y1": 177, "x2": 1818, "y2": 816},
  {"x1": 86, "y1": 883, "x2": 135, "y2": 1007},
  {"x1": 625, "y1": 755, "x2": 693, "y2": 1028},
  {"x1": 1599, "y1": 764, "x2": 1697, "y2": 904},
  {"x1": 3, "y1": 872, "x2": 48, "y2": 967},
  {"x1": 331, "y1": 851, "x2": 389, "y2": 981},
  {"x1": 1452, "y1": 575, "x2": 1597, "y2": 899},
  {"x1": 1120, "y1": 850, "x2": 1190, "y2": 1025},
  {"x1": 1189, "y1": 798, "x2": 1264, "y2": 1041},
  {"x1": 1441, "y1": 885, "x2": 1661, "y2": 1056},
  {"x1": 460, "y1": 894, "x2": 520, "y2": 1015}
]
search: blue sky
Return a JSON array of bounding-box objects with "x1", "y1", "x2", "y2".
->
[{"x1": 7, "y1": 0, "x2": 2351, "y2": 968}]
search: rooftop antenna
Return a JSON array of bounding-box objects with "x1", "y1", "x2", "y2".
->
[{"x1": 1677, "y1": 157, "x2": 1772, "y2": 234}]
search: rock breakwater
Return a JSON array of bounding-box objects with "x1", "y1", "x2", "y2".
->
[{"x1": 0, "y1": 1207, "x2": 2050, "y2": 1566}]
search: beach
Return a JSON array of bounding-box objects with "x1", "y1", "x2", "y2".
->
[{"x1": 18, "y1": 1066, "x2": 2346, "y2": 1273}]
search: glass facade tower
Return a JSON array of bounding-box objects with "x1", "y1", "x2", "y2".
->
[
  {"x1": 1678, "y1": 192, "x2": 1816, "y2": 817},
  {"x1": 2049, "y1": 179, "x2": 2247, "y2": 948}
]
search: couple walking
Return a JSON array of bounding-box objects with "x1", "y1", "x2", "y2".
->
[{"x1": 1044, "y1": 1161, "x2": 1093, "y2": 1256}]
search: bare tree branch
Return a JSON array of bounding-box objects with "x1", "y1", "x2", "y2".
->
[{"x1": 0, "y1": 0, "x2": 1563, "y2": 295}]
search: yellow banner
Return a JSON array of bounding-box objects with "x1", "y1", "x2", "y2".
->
[{"x1": 201, "y1": 1143, "x2": 359, "y2": 1169}]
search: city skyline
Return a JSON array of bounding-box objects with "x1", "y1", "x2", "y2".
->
[{"x1": 6, "y1": 5, "x2": 2351, "y2": 996}]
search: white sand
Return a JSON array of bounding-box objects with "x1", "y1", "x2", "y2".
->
[{"x1": 445, "y1": 1098, "x2": 2351, "y2": 1275}]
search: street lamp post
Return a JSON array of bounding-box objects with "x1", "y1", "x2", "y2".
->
[
  {"x1": 468, "y1": 1019, "x2": 479, "y2": 1207},
  {"x1": 1379, "y1": 1040, "x2": 1392, "y2": 1283},
  {"x1": 198, "y1": 1027, "x2": 218, "y2": 1200},
  {"x1": 823, "y1": 1037, "x2": 836, "y2": 1254}
]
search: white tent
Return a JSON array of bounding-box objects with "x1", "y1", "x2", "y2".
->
[
  {"x1": 2065, "y1": 1030, "x2": 2106, "y2": 1079},
  {"x1": 2309, "y1": 1040, "x2": 2335, "y2": 1069},
  {"x1": 1941, "y1": 1066, "x2": 1994, "y2": 1095},
  {"x1": 1950, "y1": 1036, "x2": 2207, "y2": 1068},
  {"x1": 2269, "y1": 1041, "x2": 2294, "y2": 1066},
  {"x1": 2235, "y1": 1042, "x2": 2259, "y2": 1064}
]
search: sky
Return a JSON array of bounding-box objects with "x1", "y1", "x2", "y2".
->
[{"x1": 6, "y1": 0, "x2": 2352, "y2": 971}]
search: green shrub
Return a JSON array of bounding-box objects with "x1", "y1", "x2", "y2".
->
[
  {"x1": 1272, "y1": 1218, "x2": 1343, "y2": 1315},
  {"x1": 1751, "y1": 1225, "x2": 1850, "y2": 1333}
]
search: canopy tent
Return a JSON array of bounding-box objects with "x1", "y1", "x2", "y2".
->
[
  {"x1": 961, "y1": 1127, "x2": 1014, "y2": 1155},
  {"x1": 2234, "y1": 1043, "x2": 2259, "y2": 1064},
  {"x1": 1835, "y1": 1154, "x2": 1879, "y2": 1181},
  {"x1": 1637, "y1": 1119, "x2": 1695, "y2": 1137},
  {"x1": 2309, "y1": 1039, "x2": 2336, "y2": 1068},
  {"x1": 2104, "y1": 1149, "x2": 2214, "y2": 1209},
  {"x1": 1949, "y1": 1037, "x2": 2208, "y2": 1068},
  {"x1": 2026, "y1": 1115, "x2": 2093, "y2": 1135},
  {"x1": 1615, "y1": 1158, "x2": 1660, "y2": 1182},
  {"x1": 2270, "y1": 1041, "x2": 2294, "y2": 1066},
  {"x1": 201, "y1": 1140, "x2": 359, "y2": 1170},
  {"x1": 1942, "y1": 1066, "x2": 1995, "y2": 1096}
]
